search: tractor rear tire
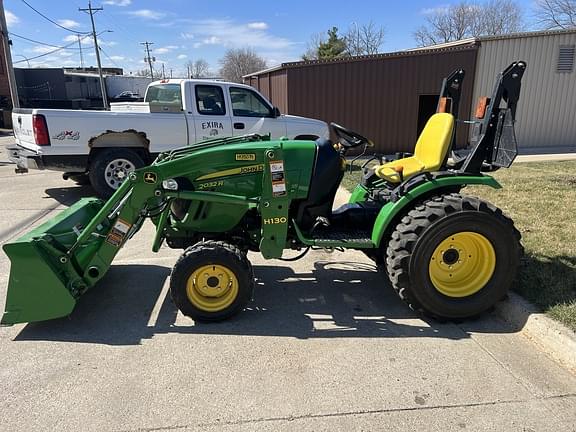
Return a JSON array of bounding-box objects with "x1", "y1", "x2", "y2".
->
[
  {"x1": 170, "y1": 240, "x2": 254, "y2": 322},
  {"x1": 385, "y1": 193, "x2": 521, "y2": 320}
]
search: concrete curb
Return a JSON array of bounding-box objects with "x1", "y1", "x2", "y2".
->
[
  {"x1": 335, "y1": 186, "x2": 576, "y2": 372},
  {"x1": 493, "y1": 293, "x2": 576, "y2": 372}
]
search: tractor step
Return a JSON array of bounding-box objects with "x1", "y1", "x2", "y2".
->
[{"x1": 312, "y1": 229, "x2": 374, "y2": 248}]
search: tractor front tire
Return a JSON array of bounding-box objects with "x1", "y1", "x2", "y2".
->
[
  {"x1": 170, "y1": 240, "x2": 254, "y2": 322},
  {"x1": 386, "y1": 193, "x2": 521, "y2": 320}
]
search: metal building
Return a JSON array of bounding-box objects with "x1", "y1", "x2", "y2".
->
[
  {"x1": 245, "y1": 45, "x2": 479, "y2": 153},
  {"x1": 473, "y1": 30, "x2": 576, "y2": 152},
  {"x1": 246, "y1": 29, "x2": 576, "y2": 153}
]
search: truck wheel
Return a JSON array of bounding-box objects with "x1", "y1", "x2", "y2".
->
[
  {"x1": 170, "y1": 240, "x2": 254, "y2": 322},
  {"x1": 88, "y1": 148, "x2": 145, "y2": 198},
  {"x1": 385, "y1": 193, "x2": 522, "y2": 320}
]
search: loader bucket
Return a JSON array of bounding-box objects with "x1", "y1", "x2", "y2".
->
[{"x1": 2, "y1": 198, "x2": 105, "y2": 325}]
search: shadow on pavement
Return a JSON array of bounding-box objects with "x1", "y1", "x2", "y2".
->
[
  {"x1": 14, "y1": 259, "x2": 521, "y2": 345},
  {"x1": 44, "y1": 185, "x2": 96, "y2": 206}
]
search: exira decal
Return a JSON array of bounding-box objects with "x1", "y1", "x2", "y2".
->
[{"x1": 52, "y1": 130, "x2": 80, "y2": 140}]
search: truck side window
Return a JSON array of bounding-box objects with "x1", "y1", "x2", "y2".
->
[
  {"x1": 145, "y1": 84, "x2": 182, "y2": 108},
  {"x1": 195, "y1": 85, "x2": 226, "y2": 116},
  {"x1": 229, "y1": 87, "x2": 273, "y2": 117}
]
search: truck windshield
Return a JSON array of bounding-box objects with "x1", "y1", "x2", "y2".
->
[{"x1": 145, "y1": 84, "x2": 182, "y2": 106}]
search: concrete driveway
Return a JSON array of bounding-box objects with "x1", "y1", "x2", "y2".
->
[{"x1": 1, "y1": 137, "x2": 575, "y2": 431}]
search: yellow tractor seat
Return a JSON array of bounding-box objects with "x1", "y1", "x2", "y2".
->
[{"x1": 375, "y1": 113, "x2": 455, "y2": 183}]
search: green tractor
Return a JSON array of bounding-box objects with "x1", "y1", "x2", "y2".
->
[{"x1": 1, "y1": 61, "x2": 526, "y2": 325}]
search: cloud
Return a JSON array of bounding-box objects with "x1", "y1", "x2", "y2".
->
[
  {"x1": 179, "y1": 19, "x2": 293, "y2": 50},
  {"x1": 5, "y1": 10, "x2": 19, "y2": 26},
  {"x1": 30, "y1": 46, "x2": 55, "y2": 54},
  {"x1": 126, "y1": 9, "x2": 165, "y2": 20},
  {"x1": 180, "y1": 32, "x2": 194, "y2": 40},
  {"x1": 63, "y1": 35, "x2": 116, "y2": 47},
  {"x1": 110, "y1": 55, "x2": 125, "y2": 61},
  {"x1": 247, "y1": 22, "x2": 268, "y2": 30},
  {"x1": 421, "y1": 5, "x2": 450, "y2": 15},
  {"x1": 103, "y1": 0, "x2": 132, "y2": 5},
  {"x1": 177, "y1": 54, "x2": 188, "y2": 60},
  {"x1": 155, "y1": 45, "x2": 178, "y2": 54},
  {"x1": 57, "y1": 19, "x2": 80, "y2": 28}
]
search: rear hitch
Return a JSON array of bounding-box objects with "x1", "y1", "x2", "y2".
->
[{"x1": 14, "y1": 167, "x2": 28, "y2": 174}]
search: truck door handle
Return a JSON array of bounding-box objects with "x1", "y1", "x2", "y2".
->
[{"x1": 234, "y1": 122, "x2": 245, "y2": 130}]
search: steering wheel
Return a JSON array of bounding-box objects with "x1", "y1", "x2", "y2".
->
[{"x1": 330, "y1": 122, "x2": 374, "y2": 149}]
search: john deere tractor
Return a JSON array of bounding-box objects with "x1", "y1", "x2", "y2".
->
[{"x1": 1, "y1": 61, "x2": 526, "y2": 325}]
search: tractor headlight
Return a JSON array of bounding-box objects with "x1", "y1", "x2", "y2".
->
[{"x1": 162, "y1": 178, "x2": 179, "y2": 191}]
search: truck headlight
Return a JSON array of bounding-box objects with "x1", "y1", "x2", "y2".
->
[{"x1": 162, "y1": 178, "x2": 178, "y2": 190}]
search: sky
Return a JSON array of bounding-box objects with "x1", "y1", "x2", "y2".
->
[{"x1": 4, "y1": 0, "x2": 536, "y2": 77}]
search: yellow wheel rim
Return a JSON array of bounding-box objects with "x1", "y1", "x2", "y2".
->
[
  {"x1": 186, "y1": 264, "x2": 239, "y2": 312},
  {"x1": 428, "y1": 232, "x2": 496, "y2": 298}
]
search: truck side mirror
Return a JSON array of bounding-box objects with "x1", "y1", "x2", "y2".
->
[{"x1": 272, "y1": 107, "x2": 281, "y2": 118}]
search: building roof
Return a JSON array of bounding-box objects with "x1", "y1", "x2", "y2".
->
[
  {"x1": 408, "y1": 28, "x2": 576, "y2": 52},
  {"x1": 244, "y1": 43, "x2": 478, "y2": 78},
  {"x1": 244, "y1": 27, "x2": 576, "y2": 79}
]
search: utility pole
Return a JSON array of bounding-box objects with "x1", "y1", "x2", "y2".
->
[
  {"x1": 79, "y1": 1, "x2": 108, "y2": 109},
  {"x1": 187, "y1": 64, "x2": 190, "y2": 79},
  {"x1": 141, "y1": 41, "x2": 154, "y2": 79},
  {"x1": 0, "y1": 0, "x2": 20, "y2": 108},
  {"x1": 77, "y1": 35, "x2": 84, "y2": 68},
  {"x1": 161, "y1": 63, "x2": 165, "y2": 79},
  {"x1": 170, "y1": 68, "x2": 173, "y2": 78}
]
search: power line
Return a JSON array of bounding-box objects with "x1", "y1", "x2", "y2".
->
[
  {"x1": 12, "y1": 38, "x2": 87, "y2": 63},
  {"x1": 19, "y1": 0, "x2": 91, "y2": 34},
  {"x1": 9, "y1": 32, "x2": 84, "y2": 50},
  {"x1": 98, "y1": 46, "x2": 120, "y2": 68}
]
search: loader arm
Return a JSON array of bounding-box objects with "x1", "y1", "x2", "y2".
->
[{"x1": 1, "y1": 135, "x2": 271, "y2": 325}]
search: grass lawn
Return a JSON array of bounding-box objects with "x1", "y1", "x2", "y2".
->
[{"x1": 341, "y1": 160, "x2": 576, "y2": 331}]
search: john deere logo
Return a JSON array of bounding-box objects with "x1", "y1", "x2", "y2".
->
[
  {"x1": 144, "y1": 172, "x2": 157, "y2": 184},
  {"x1": 235, "y1": 153, "x2": 256, "y2": 161}
]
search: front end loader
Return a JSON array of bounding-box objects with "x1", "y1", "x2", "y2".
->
[{"x1": 2, "y1": 61, "x2": 526, "y2": 325}]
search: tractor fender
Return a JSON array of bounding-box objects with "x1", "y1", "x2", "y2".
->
[{"x1": 371, "y1": 175, "x2": 501, "y2": 248}]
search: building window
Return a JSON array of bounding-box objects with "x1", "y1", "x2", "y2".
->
[{"x1": 557, "y1": 45, "x2": 575, "y2": 73}]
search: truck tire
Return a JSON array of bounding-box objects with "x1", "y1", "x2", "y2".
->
[
  {"x1": 385, "y1": 193, "x2": 522, "y2": 320},
  {"x1": 170, "y1": 240, "x2": 254, "y2": 322},
  {"x1": 88, "y1": 148, "x2": 145, "y2": 198}
]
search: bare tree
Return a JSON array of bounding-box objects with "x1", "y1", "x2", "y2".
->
[
  {"x1": 481, "y1": 0, "x2": 524, "y2": 34},
  {"x1": 219, "y1": 48, "x2": 267, "y2": 83},
  {"x1": 185, "y1": 59, "x2": 210, "y2": 78},
  {"x1": 345, "y1": 21, "x2": 385, "y2": 56},
  {"x1": 134, "y1": 68, "x2": 153, "y2": 78},
  {"x1": 535, "y1": 0, "x2": 576, "y2": 29},
  {"x1": 302, "y1": 32, "x2": 326, "y2": 60},
  {"x1": 414, "y1": 0, "x2": 523, "y2": 46}
]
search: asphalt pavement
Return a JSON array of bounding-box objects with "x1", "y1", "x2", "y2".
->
[{"x1": 0, "y1": 135, "x2": 575, "y2": 431}]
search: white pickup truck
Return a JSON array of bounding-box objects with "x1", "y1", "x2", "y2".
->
[{"x1": 9, "y1": 79, "x2": 328, "y2": 197}]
